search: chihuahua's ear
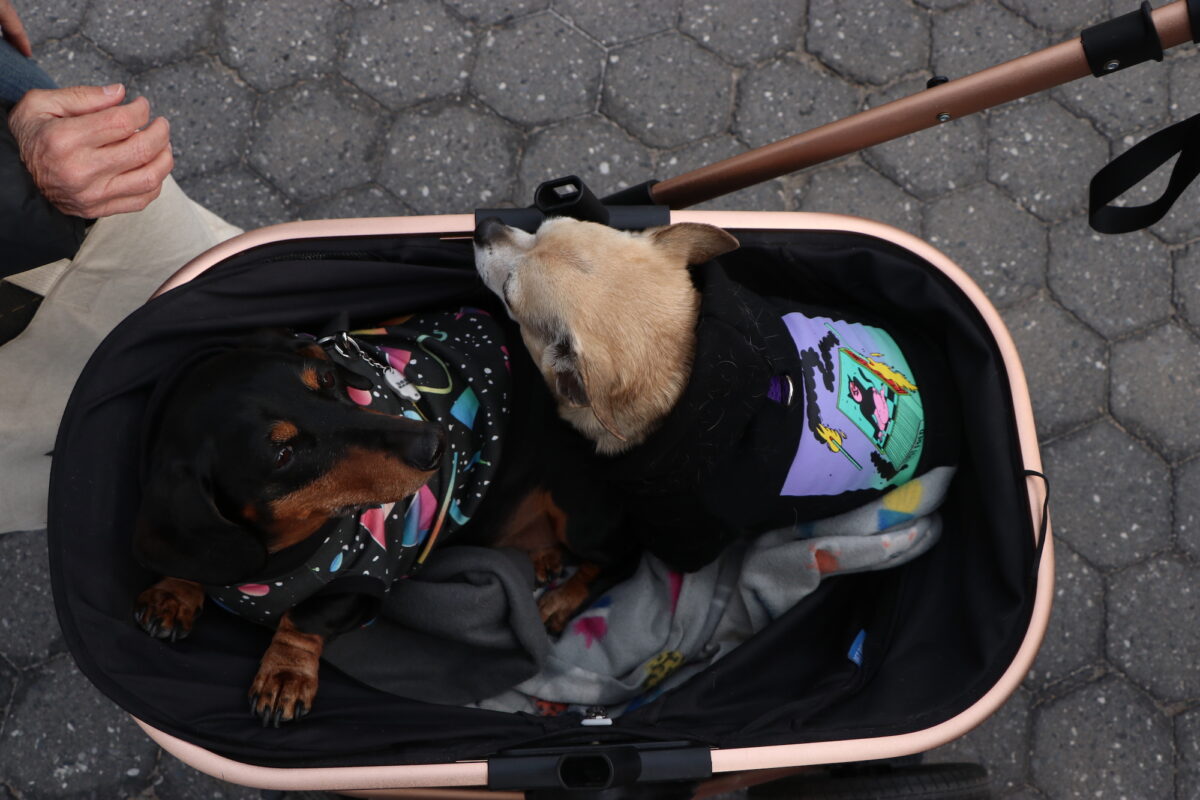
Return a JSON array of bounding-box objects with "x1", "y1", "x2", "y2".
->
[
  {"x1": 133, "y1": 454, "x2": 268, "y2": 585},
  {"x1": 649, "y1": 223, "x2": 739, "y2": 266},
  {"x1": 548, "y1": 335, "x2": 627, "y2": 442}
]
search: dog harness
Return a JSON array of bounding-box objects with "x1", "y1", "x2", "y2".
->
[{"x1": 206, "y1": 308, "x2": 510, "y2": 627}]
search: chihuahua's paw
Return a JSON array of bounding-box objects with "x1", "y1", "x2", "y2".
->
[{"x1": 134, "y1": 578, "x2": 205, "y2": 642}]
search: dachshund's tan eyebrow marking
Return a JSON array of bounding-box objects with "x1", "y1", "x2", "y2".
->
[
  {"x1": 300, "y1": 366, "x2": 321, "y2": 390},
  {"x1": 269, "y1": 421, "x2": 299, "y2": 444}
]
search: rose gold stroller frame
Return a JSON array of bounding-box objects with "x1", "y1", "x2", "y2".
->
[
  {"x1": 120, "y1": 0, "x2": 1200, "y2": 791},
  {"x1": 141, "y1": 210, "x2": 1053, "y2": 796}
]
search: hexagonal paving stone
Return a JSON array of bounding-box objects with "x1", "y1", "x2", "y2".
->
[
  {"x1": 925, "y1": 182, "x2": 1047, "y2": 308},
  {"x1": 658, "y1": 136, "x2": 787, "y2": 211},
  {"x1": 1176, "y1": 457, "x2": 1200, "y2": 561},
  {"x1": 340, "y1": 0, "x2": 473, "y2": 110},
  {"x1": 680, "y1": 0, "x2": 806, "y2": 66},
  {"x1": 219, "y1": 0, "x2": 347, "y2": 92},
  {"x1": 22, "y1": 0, "x2": 87, "y2": 48},
  {"x1": 1178, "y1": 245, "x2": 1200, "y2": 329},
  {"x1": 380, "y1": 101, "x2": 523, "y2": 214},
  {"x1": 806, "y1": 0, "x2": 928, "y2": 86},
  {"x1": 603, "y1": 32, "x2": 733, "y2": 148},
  {"x1": 1181, "y1": 708, "x2": 1200, "y2": 800},
  {"x1": 1022, "y1": 540, "x2": 1104, "y2": 690},
  {"x1": 179, "y1": 166, "x2": 294, "y2": 231},
  {"x1": 31, "y1": 35, "x2": 131, "y2": 90},
  {"x1": 155, "y1": 751, "x2": 264, "y2": 799},
  {"x1": 82, "y1": 0, "x2": 217, "y2": 68},
  {"x1": 733, "y1": 58, "x2": 860, "y2": 150},
  {"x1": 1047, "y1": 216, "x2": 1172, "y2": 339},
  {"x1": 924, "y1": 688, "x2": 1032, "y2": 793},
  {"x1": 1107, "y1": 556, "x2": 1200, "y2": 701},
  {"x1": 560, "y1": 0, "x2": 679, "y2": 46},
  {"x1": 0, "y1": 658, "x2": 157, "y2": 796},
  {"x1": 0, "y1": 657, "x2": 13, "y2": 725},
  {"x1": 1111, "y1": 322, "x2": 1200, "y2": 461},
  {"x1": 1000, "y1": 293, "x2": 1106, "y2": 439},
  {"x1": 473, "y1": 13, "x2": 603, "y2": 127},
  {"x1": 932, "y1": 2, "x2": 1044, "y2": 80},
  {"x1": 988, "y1": 98, "x2": 1110, "y2": 222},
  {"x1": 301, "y1": 184, "x2": 411, "y2": 220},
  {"x1": 1169, "y1": 52, "x2": 1200, "y2": 126},
  {"x1": 447, "y1": 0, "x2": 549, "y2": 25},
  {"x1": 797, "y1": 162, "x2": 922, "y2": 235},
  {"x1": 913, "y1": 0, "x2": 970, "y2": 9},
  {"x1": 998, "y1": 0, "x2": 1107, "y2": 35},
  {"x1": 0, "y1": 530, "x2": 62, "y2": 669},
  {"x1": 862, "y1": 79, "x2": 986, "y2": 201},
  {"x1": 517, "y1": 115, "x2": 656, "y2": 202},
  {"x1": 1053, "y1": 65, "x2": 1168, "y2": 141},
  {"x1": 129, "y1": 56, "x2": 256, "y2": 182},
  {"x1": 1040, "y1": 419, "x2": 1171, "y2": 569},
  {"x1": 250, "y1": 80, "x2": 383, "y2": 206},
  {"x1": 1031, "y1": 676, "x2": 1173, "y2": 800}
]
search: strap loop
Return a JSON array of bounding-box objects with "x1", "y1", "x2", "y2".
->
[{"x1": 1088, "y1": 112, "x2": 1200, "y2": 234}]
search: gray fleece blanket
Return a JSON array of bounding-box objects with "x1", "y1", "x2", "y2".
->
[{"x1": 322, "y1": 466, "x2": 955, "y2": 713}]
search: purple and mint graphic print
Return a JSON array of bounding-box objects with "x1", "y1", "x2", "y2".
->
[{"x1": 779, "y1": 312, "x2": 924, "y2": 497}]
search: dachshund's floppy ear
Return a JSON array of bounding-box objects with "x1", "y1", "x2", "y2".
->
[{"x1": 133, "y1": 453, "x2": 267, "y2": 585}]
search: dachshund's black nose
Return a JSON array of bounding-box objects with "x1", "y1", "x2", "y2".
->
[{"x1": 404, "y1": 426, "x2": 446, "y2": 471}]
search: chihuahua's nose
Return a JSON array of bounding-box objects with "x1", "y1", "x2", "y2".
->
[{"x1": 474, "y1": 216, "x2": 508, "y2": 247}]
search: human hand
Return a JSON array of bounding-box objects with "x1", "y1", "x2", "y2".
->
[
  {"x1": 8, "y1": 84, "x2": 174, "y2": 218},
  {"x1": 0, "y1": 0, "x2": 32, "y2": 58}
]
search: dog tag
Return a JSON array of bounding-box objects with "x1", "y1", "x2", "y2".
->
[{"x1": 383, "y1": 366, "x2": 422, "y2": 403}]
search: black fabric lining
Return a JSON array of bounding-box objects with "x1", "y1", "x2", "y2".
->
[{"x1": 47, "y1": 229, "x2": 1039, "y2": 769}]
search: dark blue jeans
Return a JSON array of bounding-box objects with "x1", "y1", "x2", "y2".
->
[{"x1": 0, "y1": 39, "x2": 57, "y2": 105}]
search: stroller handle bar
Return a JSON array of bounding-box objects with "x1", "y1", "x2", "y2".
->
[{"x1": 651, "y1": 0, "x2": 1196, "y2": 209}]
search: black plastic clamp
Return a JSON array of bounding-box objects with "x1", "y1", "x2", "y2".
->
[
  {"x1": 1080, "y1": 1, "x2": 1163, "y2": 77},
  {"x1": 475, "y1": 176, "x2": 669, "y2": 234},
  {"x1": 488, "y1": 742, "x2": 711, "y2": 792}
]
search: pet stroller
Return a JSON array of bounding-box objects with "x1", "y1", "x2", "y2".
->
[{"x1": 46, "y1": 2, "x2": 1198, "y2": 798}]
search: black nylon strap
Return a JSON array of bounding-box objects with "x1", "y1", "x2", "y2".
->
[
  {"x1": 1024, "y1": 470, "x2": 1051, "y2": 592},
  {"x1": 1088, "y1": 112, "x2": 1200, "y2": 234}
]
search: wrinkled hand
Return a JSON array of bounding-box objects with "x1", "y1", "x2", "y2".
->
[
  {"x1": 8, "y1": 84, "x2": 174, "y2": 218},
  {"x1": 0, "y1": 0, "x2": 31, "y2": 58}
]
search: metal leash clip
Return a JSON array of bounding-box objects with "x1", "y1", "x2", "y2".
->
[{"x1": 318, "y1": 331, "x2": 422, "y2": 403}]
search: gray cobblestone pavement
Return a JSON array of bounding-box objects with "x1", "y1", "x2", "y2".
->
[{"x1": 3, "y1": 0, "x2": 1199, "y2": 797}]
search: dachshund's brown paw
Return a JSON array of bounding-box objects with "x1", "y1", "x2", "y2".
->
[
  {"x1": 249, "y1": 619, "x2": 323, "y2": 727},
  {"x1": 249, "y1": 661, "x2": 317, "y2": 727},
  {"x1": 538, "y1": 583, "x2": 589, "y2": 635},
  {"x1": 134, "y1": 578, "x2": 205, "y2": 642},
  {"x1": 531, "y1": 546, "x2": 565, "y2": 587}
]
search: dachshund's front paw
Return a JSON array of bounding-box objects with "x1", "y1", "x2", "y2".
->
[
  {"x1": 134, "y1": 578, "x2": 205, "y2": 641},
  {"x1": 249, "y1": 618, "x2": 323, "y2": 727},
  {"x1": 538, "y1": 586, "x2": 584, "y2": 635},
  {"x1": 530, "y1": 546, "x2": 565, "y2": 587},
  {"x1": 249, "y1": 658, "x2": 317, "y2": 728}
]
